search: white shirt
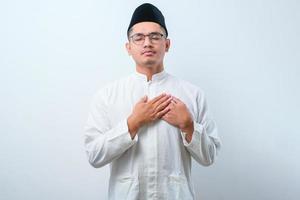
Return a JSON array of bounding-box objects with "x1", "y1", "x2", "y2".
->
[{"x1": 84, "y1": 70, "x2": 221, "y2": 200}]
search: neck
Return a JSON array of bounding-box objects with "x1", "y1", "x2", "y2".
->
[{"x1": 136, "y1": 64, "x2": 164, "y2": 81}]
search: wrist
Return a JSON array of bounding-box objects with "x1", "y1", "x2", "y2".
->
[
  {"x1": 180, "y1": 119, "x2": 194, "y2": 134},
  {"x1": 181, "y1": 121, "x2": 194, "y2": 143},
  {"x1": 127, "y1": 114, "x2": 141, "y2": 137}
]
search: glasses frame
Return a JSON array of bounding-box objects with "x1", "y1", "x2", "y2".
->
[{"x1": 129, "y1": 32, "x2": 166, "y2": 45}]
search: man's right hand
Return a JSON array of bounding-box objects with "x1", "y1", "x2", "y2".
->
[{"x1": 127, "y1": 93, "x2": 172, "y2": 139}]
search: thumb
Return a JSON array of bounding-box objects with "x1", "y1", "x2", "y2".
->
[{"x1": 140, "y1": 95, "x2": 148, "y2": 102}]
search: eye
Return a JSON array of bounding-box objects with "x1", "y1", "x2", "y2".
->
[
  {"x1": 150, "y1": 33, "x2": 161, "y2": 40},
  {"x1": 132, "y1": 34, "x2": 144, "y2": 41}
]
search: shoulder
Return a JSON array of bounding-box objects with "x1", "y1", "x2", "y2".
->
[
  {"x1": 167, "y1": 73, "x2": 205, "y2": 96},
  {"x1": 92, "y1": 74, "x2": 132, "y2": 102}
]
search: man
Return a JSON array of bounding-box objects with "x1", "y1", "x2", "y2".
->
[{"x1": 84, "y1": 3, "x2": 221, "y2": 200}]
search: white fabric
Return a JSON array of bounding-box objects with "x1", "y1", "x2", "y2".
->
[{"x1": 84, "y1": 70, "x2": 221, "y2": 200}]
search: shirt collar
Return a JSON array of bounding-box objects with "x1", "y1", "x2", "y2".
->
[{"x1": 134, "y1": 70, "x2": 168, "y2": 82}]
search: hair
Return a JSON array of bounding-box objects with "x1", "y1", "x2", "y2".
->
[{"x1": 127, "y1": 25, "x2": 167, "y2": 40}]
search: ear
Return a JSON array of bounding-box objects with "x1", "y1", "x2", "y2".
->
[
  {"x1": 165, "y1": 39, "x2": 171, "y2": 52},
  {"x1": 125, "y1": 42, "x2": 131, "y2": 56}
]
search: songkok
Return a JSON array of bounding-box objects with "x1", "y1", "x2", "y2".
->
[{"x1": 127, "y1": 3, "x2": 168, "y2": 37}]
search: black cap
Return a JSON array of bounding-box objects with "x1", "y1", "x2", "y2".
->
[{"x1": 127, "y1": 3, "x2": 168, "y2": 37}]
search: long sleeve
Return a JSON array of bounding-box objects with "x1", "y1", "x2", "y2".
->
[
  {"x1": 84, "y1": 90, "x2": 138, "y2": 168},
  {"x1": 181, "y1": 90, "x2": 221, "y2": 166}
]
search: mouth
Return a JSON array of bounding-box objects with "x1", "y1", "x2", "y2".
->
[{"x1": 142, "y1": 50, "x2": 156, "y2": 56}]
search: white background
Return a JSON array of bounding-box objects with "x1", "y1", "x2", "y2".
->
[{"x1": 1, "y1": 0, "x2": 299, "y2": 199}]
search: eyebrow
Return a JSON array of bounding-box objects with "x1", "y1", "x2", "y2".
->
[{"x1": 130, "y1": 32, "x2": 163, "y2": 36}]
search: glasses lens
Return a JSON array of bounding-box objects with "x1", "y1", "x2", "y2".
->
[
  {"x1": 131, "y1": 33, "x2": 164, "y2": 45},
  {"x1": 132, "y1": 34, "x2": 144, "y2": 44},
  {"x1": 150, "y1": 33, "x2": 163, "y2": 41}
]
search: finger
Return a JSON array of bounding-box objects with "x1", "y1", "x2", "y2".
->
[
  {"x1": 154, "y1": 96, "x2": 172, "y2": 112},
  {"x1": 149, "y1": 93, "x2": 166, "y2": 104},
  {"x1": 156, "y1": 105, "x2": 170, "y2": 119},
  {"x1": 161, "y1": 113, "x2": 171, "y2": 121},
  {"x1": 140, "y1": 95, "x2": 148, "y2": 102},
  {"x1": 169, "y1": 101, "x2": 176, "y2": 108},
  {"x1": 154, "y1": 94, "x2": 171, "y2": 107},
  {"x1": 171, "y1": 96, "x2": 179, "y2": 104}
]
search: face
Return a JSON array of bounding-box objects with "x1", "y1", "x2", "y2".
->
[{"x1": 126, "y1": 22, "x2": 170, "y2": 69}]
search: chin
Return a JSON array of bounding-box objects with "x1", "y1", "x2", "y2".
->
[
  {"x1": 144, "y1": 59, "x2": 157, "y2": 65},
  {"x1": 144, "y1": 62, "x2": 157, "y2": 68}
]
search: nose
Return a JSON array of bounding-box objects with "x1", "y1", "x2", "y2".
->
[{"x1": 143, "y1": 36, "x2": 152, "y2": 47}]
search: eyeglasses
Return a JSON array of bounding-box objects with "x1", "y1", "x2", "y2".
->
[{"x1": 129, "y1": 32, "x2": 165, "y2": 45}]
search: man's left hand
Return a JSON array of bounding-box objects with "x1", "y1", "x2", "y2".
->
[{"x1": 162, "y1": 96, "x2": 194, "y2": 142}]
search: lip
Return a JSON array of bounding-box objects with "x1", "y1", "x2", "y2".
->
[{"x1": 142, "y1": 50, "x2": 155, "y2": 56}]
